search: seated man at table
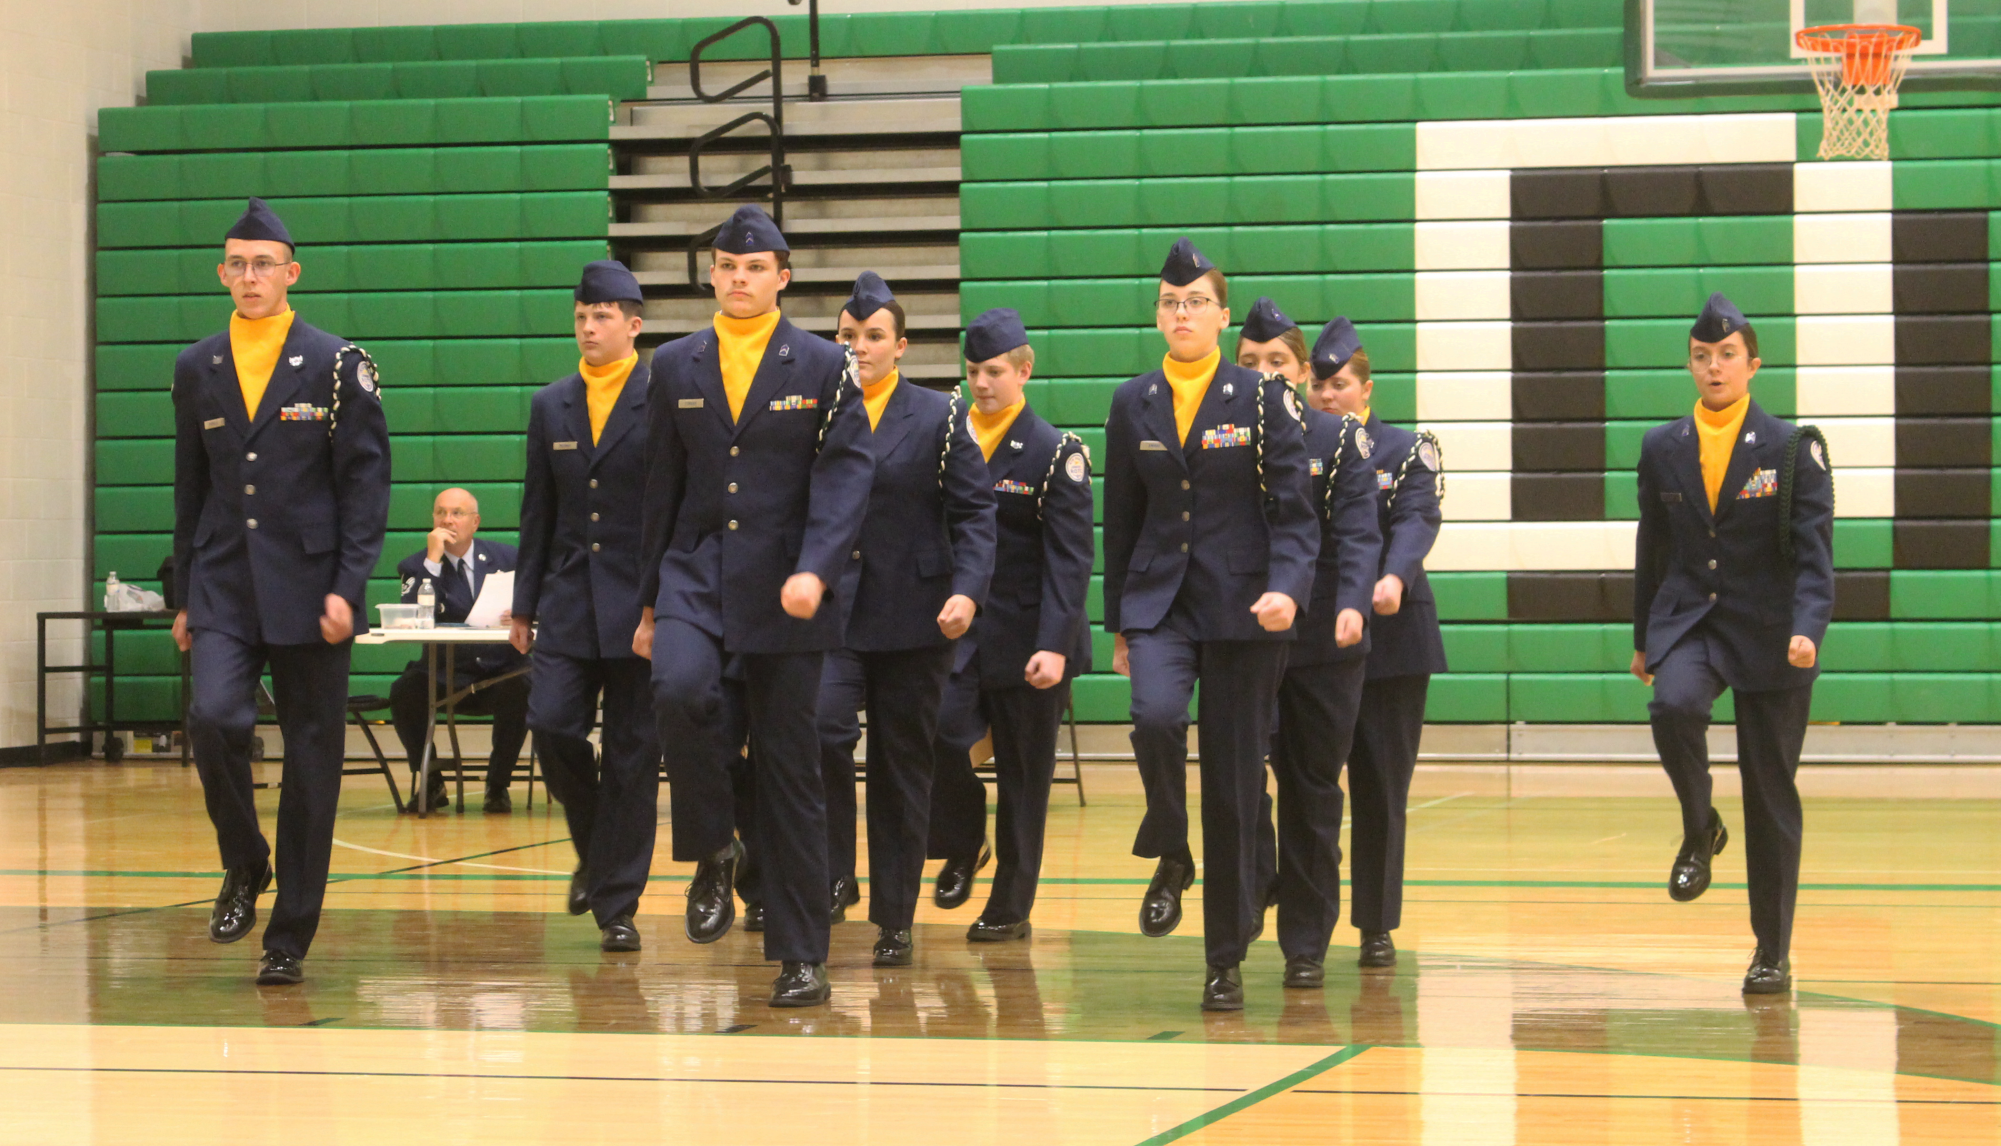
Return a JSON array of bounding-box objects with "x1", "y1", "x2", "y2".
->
[{"x1": 390, "y1": 487, "x2": 530, "y2": 812}]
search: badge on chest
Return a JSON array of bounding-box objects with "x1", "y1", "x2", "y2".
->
[
  {"x1": 1309, "y1": 458, "x2": 1324, "y2": 476},
  {"x1": 1376, "y1": 470, "x2": 1394, "y2": 490},
  {"x1": 995, "y1": 479, "x2": 1036, "y2": 496},
  {"x1": 1201, "y1": 424, "x2": 1251, "y2": 450},
  {"x1": 770, "y1": 395, "x2": 819, "y2": 412},
  {"x1": 1737, "y1": 468, "x2": 1778, "y2": 499},
  {"x1": 279, "y1": 403, "x2": 329, "y2": 422}
]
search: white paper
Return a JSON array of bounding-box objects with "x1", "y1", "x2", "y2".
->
[{"x1": 463, "y1": 570, "x2": 515, "y2": 628}]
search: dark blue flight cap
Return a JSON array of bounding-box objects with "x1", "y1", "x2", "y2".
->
[
  {"x1": 1309, "y1": 317, "x2": 1363, "y2": 380},
  {"x1": 964, "y1": 308, "x2": 1030, "y2": 364},
  {"x1": 1240, "y1": 296, "x2": 1298, "y2": 344},
  {"x1": 575, "y1": 259, "x2": 643, "y2": 304},
  {"x1": 1690, "y1": 292, "x2": 1749, "y2": 343},
  {"x1": 225, "y1": 197, "x2": 294, "y2": 250},
  {"x1": 841, "y1": 271, "x2": 896, "y2": 324},
  {"x1": 1159, "y1": 237, "x2": 1216, "y2": 287},
  {"x1": 714, "y1": 204, "x2": 789, "y2": 255}
]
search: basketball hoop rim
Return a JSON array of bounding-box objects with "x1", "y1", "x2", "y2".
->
[{"x1": 1794, "y1": 23, "x2": 1924, "y2": 57}]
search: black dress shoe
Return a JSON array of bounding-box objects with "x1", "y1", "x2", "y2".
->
[
  {"x1": 1358, "y1": 930, "x2": 1397, "y2": 968},
  {"x1": 743, "y1": 902, "x2": 766, "y2": 932},
  {"x1": 209, "y1": 861, "x2": 272, "y2": 944},
  {"x1": 566, "y1": 867, "x2": 590, "y2": 916},
  {"x1": 255, "y1": 951, "x2": 303, "y2": 986},
  {"x1": 770, "y1": 961, "x2": 830, "y2": 1008},
  {"x1": 1202, "y1": 964, "x2": 1244, "y2": 1011},
  {"x1": 483, "y1": 786, "x2": 511, "y2": 814},
  {"x1": 1140, "y1": 856, "x2": 1196, "y2": 938},
  {"x1": 872, "y1": 927, "x2": 913, "y2": 967},
  {"x1": 685, "y1": 840, "x2": 742, "y2": 944},
  {"x1": 1669, "y1": 807, "x2": 1728, "y2": 902},
  {"x1": 933, "y1": 840, "x2": 992, "y2": 910},
  {"x1": 1743, "y1": 947, "x2": 1792, "y2": 994},
  {"x1": 1284, "y1": 955, "x2": 1325, "y2": 989},
  {"x1": 601, "y1": 915, "x2": 641, "y2": 952},
  {"x1": 830, "y1": 875, "x2": 861, "y2": 924},
  {"x1": 966, "y1": 918, "x2": 1031, "y2": 943},
  {"x1": 410, "y1": 775, "x2": 449, "y2": 811}
]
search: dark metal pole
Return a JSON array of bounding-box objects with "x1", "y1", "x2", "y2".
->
[{"x1": 789, "y1": 0, "x2": 827, "y2": 101}]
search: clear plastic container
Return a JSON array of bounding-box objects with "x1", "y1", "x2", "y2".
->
[{"x1": 378, "y1": 603, "x2": 431, "y2": 630}]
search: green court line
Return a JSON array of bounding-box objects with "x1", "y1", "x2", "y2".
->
[{"x1": 1134, "y1": 1045, "x2": 1368, "y2": 1146}]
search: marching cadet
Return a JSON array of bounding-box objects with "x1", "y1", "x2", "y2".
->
[
  {"x1": 511, "y1": 260, "x2": 660, "y2": 952},
  {"x1": 1302, "y1": 317, "x2": 1447, "y2": 971},
  {"x1": 927, "y1": 309, "x2": 1094, "y2": 940},
  {"x1": 171, "y1": 197, "x2": 390, "y2": 986},
  {"x1": 1632, "y1": 293, "x2": 1833, "y2": 995},
  {"x1": 819, "y1": 272, "x2": 996, "y2": 966},
  {"x1": 1234, "y1": 300, "x2": 1382, "y2": 989},
  {"x1": 1102, "y1": 240, "x2": 1318, "y2": 1011},
  {"x1": 635, "y1": 205, "x2": 874, "y2": 1008}
]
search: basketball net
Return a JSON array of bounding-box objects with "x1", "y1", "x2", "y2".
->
[{"x1": 1797, "y1": 24, "x2": 1921, "y2": 160}]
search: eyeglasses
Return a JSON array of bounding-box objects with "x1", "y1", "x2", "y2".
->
[
  {"x1": 1688, "y1": 347, "x2": 1743, "y2": 367},
  {"x1": 1156, "y1": 296, "x2": 1217, "y2": 317},
  {"x1": 433, "y1": 508, "x2": 476, "y2": 520},
  {"x1": 222, "y1": 258, "x2": 287, "y2": 280}
]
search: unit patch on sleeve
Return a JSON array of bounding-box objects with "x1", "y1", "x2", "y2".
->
[
  {"x1": 1355, "y1": 427, "x2": 1373, "y2": 459},
  {"x1": 1065, "y1": 452, "x2": 1087, "y2": 483},
  {"x1": 1416, "y1": 439, "x2": 1439, "y2": 471}
]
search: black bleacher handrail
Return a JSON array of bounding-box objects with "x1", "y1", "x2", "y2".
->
[{"x1": 686, "y1": 16, "x2": 792, "y2": 286}]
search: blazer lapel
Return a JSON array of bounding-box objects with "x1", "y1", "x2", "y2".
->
[
  {"x1": 869, "y1": 380, "x2": 920, "y2": 459},
  {"x1": 211, "y1": 345, "x2": 252, "y2": 437},
  {"x1": 1139, "y1": 374, "x2": 1185, "y2": 466},
  {"x1": 1669, "y1": 418, "x2": 1714, "y2": 526},
  {"x1": 243, "y1": 325, "x2": 310, "y2": 443},
  {"x1": 730, "y1": 316, "x2": 798, "y2": 442},
  {"x1": 559, "y1": 375, "x2": 596, "y2": 464},
  {"x1": 1714, "y1": 402, "x2": 1769, "y2": 520},
  {"x1": 687, "y1": 332, "x2": 733, "y2": 434},
  {"x1": 590, "y1": 359, "x2": 648, "y2": 466},
  {"x1": 1186, "y1": 367, "x2": 1249, "y2": 467}
]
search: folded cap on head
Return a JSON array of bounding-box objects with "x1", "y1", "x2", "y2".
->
[
  {"x1": 1309, "y1": 317, "x2": 1362, "y2": 380},
  {"x1": 964, "y1": 308, "x2": 1029, "y2": 364},
  {"x1": 714, "y1": 204, "x2": 789, "y2": 255},
  {"x1": 1240, "y1": 296, "x2": 1298, "y2": 345},
  {"x1": 841, "y1": 271, "x2": 896, "y2": 326},
  {"x1": 575, "y1": 259, "x2": 643, "y2": 305},
  {"x1": 1690, "y1": 292, "x2": 1748, "y2": 344},
  {"x1": 226, "y1": 197, "x2": 294, "y2": 250},
  {"x1": 1159, "y1": 237, "x2": 1216, "y2": 288}
]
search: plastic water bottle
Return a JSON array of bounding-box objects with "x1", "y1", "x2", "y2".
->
[
  {"x1": 417, "y1": 578, "x2": 436, "y2": 629},
  {"x1": 104, "y1": 572, "x2": 121, "y2": 612}
]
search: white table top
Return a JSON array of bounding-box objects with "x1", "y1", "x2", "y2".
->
[{"x1": 354, "y1": 625, "x2": 522, "y2": 645}]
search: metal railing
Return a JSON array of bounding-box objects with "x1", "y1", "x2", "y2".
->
[{"x1": 684, "y1": 15, "x2": 792, "y2": 286}]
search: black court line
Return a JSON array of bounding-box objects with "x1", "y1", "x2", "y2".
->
[
  {"x1": 1147, "y1": 1030, "x2": 1183, "y2": 1041},
  {"x1": 0, "y1": 1065, "x2": 1240, "y2": 1093}
]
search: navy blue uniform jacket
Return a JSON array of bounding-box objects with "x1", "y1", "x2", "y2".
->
[
  {"x1": 513, "y1": 360, "x2": 653, "y2": 661},
  {"x1": 838, "y1": 382, "x2": 997, "y2": 651},
  {"x1": 1634, "y1": 399, "x2": 1835, "y2": 691},
  {"x1": 173, "y1": 317, "x2": 390, "y2": 645},
  {"x1": 1362, "y1": 415, "x2": 1449, "y2": 680},
  {"x1": 1101, "y1": 362, "x2": 1318, "y2": 641},
  {"x1": 397, "y1": 538, "x2": 527, "y2": 676},
  {"x1": 960, "y1": 404, "x2": 1095, "y2": 688},
  {"x1": 639, "y1": 317, "x2": 874, "y2": 654},
  {"x1": 1291, "y1": 406, "x2": 1384, "y2": 667}
]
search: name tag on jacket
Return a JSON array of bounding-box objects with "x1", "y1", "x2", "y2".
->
[
  {"x1": 1738, "y1": 468, "x2": 1778, "y2": 499},
  {"x1": 770, "y1": 395, "x2": 819, "y2": 411},
  {"x1": 1201, "y1": 425, "x2": 1251, "y2": 449},
  {"x1": 552, "y1": 441, "x2": 579, "y2": 451},
  {"x1": 1659, "y1": 491, "x2": 1683, "y2": 503},
  {"x1": 678, "y1": 398, "x2": 705, "y2": 408},
  {"x1": 1139, "y1": 440, "x2": 1169, "y2": 452},
  {"x1": 203, "y1": 417, "x2": 226, "y2": 430}
]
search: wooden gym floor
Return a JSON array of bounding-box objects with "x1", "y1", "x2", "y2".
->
[{"x1": 1, "y1": 760, "x2": 1997, "y2": 1143}]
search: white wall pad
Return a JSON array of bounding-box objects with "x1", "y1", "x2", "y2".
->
[
  {"x1": 1428, "y1": 521, "x2": 1641, "y2": 571},
  {"x1": 1797, "y1": 416, "x2": 1896, "y2": 467},
  {"x1": 1414, "y1": 221, "x2": 1511, "y2": 270},
  {"x1": 1416, "y1": 113, "x2": 1796, "y2": 171},
  {"x1": 1417, "y1": 420, "x2": 1512, "y2": 471},
  {"x1": 1793, "y1": 212, "x2": 1893, "y2": 264},
  {"x1": 1831, "y1": 466, "x2": 1894, "y2": 518},
  {"x1": 1794, "y1": 366, "x2": 1896, "y2": 416},
  {"x1": 1795, "y1": 315, "x2": 1895, "y2": 366},
  {"x1": 1415, "y1": 321, "x2": 1512, "y2": 371},
  {"x1": 1415, "y1": 271, "x2": 1511, "y2": 321},
  {"x1": 1413, "y1": 170, "x2": 1510, "y2": 220},
  {"x1": 1436, "y1": 472, "x2": 1512, "y2": 521},
  {"x1": 1793, "y1": 263, "x2": 1894, "y2": 315},
  {"x1": 1416, "y1": 372, "x2": 1513, "y2": 421},
  {"x1": 1793, "y1": 161, "x2": 1894, "y2": 213}
]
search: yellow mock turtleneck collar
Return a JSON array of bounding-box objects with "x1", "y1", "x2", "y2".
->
[
  {"x1": 229, "y1": 308, "x2": 295, "y2": 419},
  {"x1": 860, "y1": 367, "x2": 899, "y2": 431},
  {"x1": 970, "y1": 397, "x2": 1025, "y2": 461},
  {"x1": 579, "y1": 353, "x2": 637, "y2": 444},
  {"x1": 713, "y1": 310, "x2": 781, "y2": 422},
  {"x1": 1358, "y1": 405, "x2": 1371, "y2": 425},
  {"x1": 1162, "y1": 347, "x2": 1220, "y2": 446},
  {"x1": 1693, "y1": 393, "x2": 1751, "y2": 511}
]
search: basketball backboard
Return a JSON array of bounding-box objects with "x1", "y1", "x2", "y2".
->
[{"x1": 1629, "y1": 0, "x2": 2001, "y2": 94}]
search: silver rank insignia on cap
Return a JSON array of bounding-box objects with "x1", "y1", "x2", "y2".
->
[
  {"x1": 1222, "y1": 382, "x2": 1234, "y2": 397},
  {"x1": 288, "y1": 355, "x2": 303, "y2": 367},
  {"x1": 1417, "y1": 439, "x2": 1440, "y2": 471},
  {"x1": 1355, "y1": 427, "x2": 1373, "y2": 459},
  {"x1": 1066, "y1": 452, "x2": 1087, "y2": 483},
  {"x1": 1810, "y1": 439, "x2": 1826, "y2": 470}
]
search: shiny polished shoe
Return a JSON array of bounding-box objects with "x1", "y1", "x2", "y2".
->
[
  {"x1": 1742, "y1": 948, "x2": 1792, "y2": 995},
  {"x1": 1201, "y1": 964, "x2": 1244, "y2": 1011},
  {"x1": 872, "y1": 927, "x2": 913, "y2": 967},
  {"x1": 769, "y1": 961, "x2": 830, "y2": 1008},
  {"x1": 743, "y1": 902, "x2": 766, "y2": 932},
  {"x1": 966, "y1": 918, "x2": 1031, "y2": 943},
  {"x1": 566, "y1": 867, "x2": 589, "y2": 916},
  {"x1": 1358, "y1": 930, "x2": 1397, "y2": 969},
  {"x1": 1669, "y1": 808, "x2": 1729, "y2": 903},
  {"x1": 830, "y1": 875, "x2": 861, "y2": 924},
  {"x1": 1140, "y1": 855, "x2": 1197, "y2": 938},
  {"x1": 1284, "y1": 955, "x2": 1325, "y2": 989},
  {"x1": 209, "y1": 861, "x2": 272, "y2": 944},
  {"x1": 483, "y1": 786, "x2": 511, "y2": 814},
  {"x1": 932, "y1": 840, "x2": 992, "y2": 910},
  {"x1": 255, "y1": 951, "x2": 303, "y2": 986},
  {"x1": 685, "y1": 839, "x2": 742, "y2": 944},
  {"x1": 600, "y1": 915, "x2": 641, "y2": 952}
]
